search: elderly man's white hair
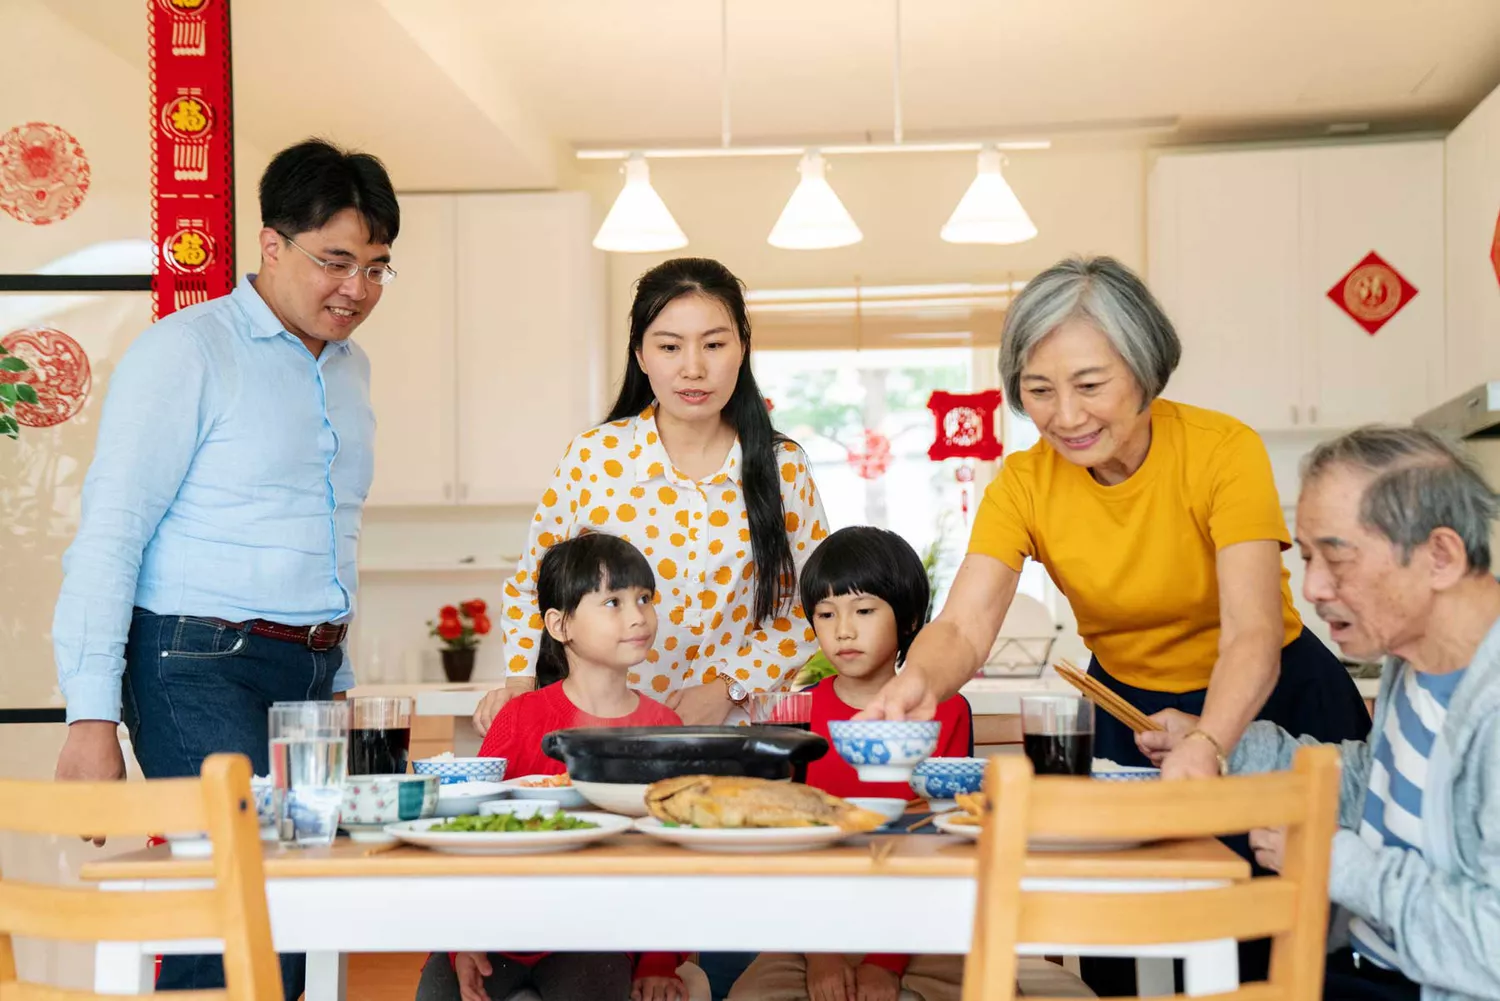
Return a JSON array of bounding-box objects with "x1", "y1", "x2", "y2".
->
[{"x1": 1302, "y1": 425, "x2": 1499, "y2": 574}]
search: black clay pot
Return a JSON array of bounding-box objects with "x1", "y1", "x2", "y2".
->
[{"x1": 541, "y1": 725, "x2": 828, "y2": 784}]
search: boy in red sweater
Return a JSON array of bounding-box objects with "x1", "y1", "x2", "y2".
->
[
  {"x1": 416, "y1": 534, "x2": 684, "y2": 1001},
  {"x1": 731, "y1": 526, "x2": 970, "y2": 1001}
]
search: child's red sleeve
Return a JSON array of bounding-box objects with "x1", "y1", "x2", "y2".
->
[
  {"x1": 861, "y1": 953, "x2": 912, "y2": 976},
  {"x1": 478, "y1": 699, "x2": 521, "y2": 759},
  {"x1": 939, "y1": 694, "x2": 974, "y2": 757},
  {"x1": 632, "y1": 952, "x2": 684, "y2": 981}
]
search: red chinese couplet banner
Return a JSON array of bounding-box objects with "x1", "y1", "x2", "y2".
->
[{"x1": 149, "y1": 0, "x2": 235, "y2": 320}]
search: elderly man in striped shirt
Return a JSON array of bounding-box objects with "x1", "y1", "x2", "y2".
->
[{"x1": 1144, "y1": 425, "x2": 1500, "y2": 1001}]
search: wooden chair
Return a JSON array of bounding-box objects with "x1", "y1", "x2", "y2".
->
[
  {"x1": 0, "y1": 753, "x2": 281, "y2": 1001},
  {"x1": 963, "y1": 746, "x2": 1342, "y2": 1001}
]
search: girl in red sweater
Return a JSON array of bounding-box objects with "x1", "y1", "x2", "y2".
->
[
  {"x1": 730, "y1": 526, "x2": 970, "y2": 1001},
  {"x1": 416, "y1": 533, "x2": 684, "y2": 1001}
]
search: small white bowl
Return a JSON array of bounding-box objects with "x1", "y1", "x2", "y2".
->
[
  {"x1": 433, "y1": 780, "x2": 511, "y2": 818},
  {"x1": 572, "y1": 780, "x2": 652, "y2": 817},
  {"x1": 845, "y1": 797, "x2": 909, "y2": 826},
  {"x1": 479, "y1": 799, "x2": 561, "y2": 820},
  {"x1": 413, "y1": 756, "x2": 508, "y2": 785}
]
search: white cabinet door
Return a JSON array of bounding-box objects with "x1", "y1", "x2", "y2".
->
[
  {"x1": 1149, "y1": 151, "x2": 1305, "y2": 430},
  {"x1": 454, "y1": 193, "x2": 605, "y2": 506},
  {"x1": 1301, "y1": 142, "x2": 1445, "y2": 427},
  {"x1": 362, "y1": 194, "x2": 458, "y2": 506}
]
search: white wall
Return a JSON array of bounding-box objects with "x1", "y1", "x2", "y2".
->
[{"x1": 1444, "y1": 82, "x2": 1500, "y2": 394}]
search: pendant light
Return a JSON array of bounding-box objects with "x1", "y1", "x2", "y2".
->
[
  {"x1": 592, "y1": 154, "x2": 688, "y2": 253},
  {"x1": 940, "y1": 145, "x2": 1037, "y2": 245},
  {"x1": 767, "y1": 152, "x2": 863, "y2": 250}
]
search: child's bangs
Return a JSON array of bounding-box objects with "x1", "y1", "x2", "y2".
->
[{"x1": 595, "y1": 544, "x2": 655, "y2": 596}]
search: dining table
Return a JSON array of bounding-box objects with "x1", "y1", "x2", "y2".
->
[{"x1": 81, "y1": 829, "x2": 1249, "y2": 1001}]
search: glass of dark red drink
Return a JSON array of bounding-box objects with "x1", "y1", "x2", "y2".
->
[
  {"x1": 1020, "y1": 695, "x2": 1094, "y2": 776},
  {"x1": 348, "y1": 696, "x2": 413, "y2": 776}
]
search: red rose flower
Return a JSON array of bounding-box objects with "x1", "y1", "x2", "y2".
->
[
  {"x1": 439, "y1": 605, "x2": 460, "y2": 621},
  {"x1": 471, "y1": 614, "x2": 492, "y2": 636},
  {"x1": 436, "y1": 618, "x2": 463, "y2": 642},
  {"x1": 461, "y1": 599, "x2": 487, "y2": 618}
]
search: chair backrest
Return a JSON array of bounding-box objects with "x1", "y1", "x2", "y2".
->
[
  {"x1": 0, "y1": 753, "x2": 280, "y2": 1001},
  {"x1": 963, "y1": 745, "x2": 1342, "y2": 1001}
]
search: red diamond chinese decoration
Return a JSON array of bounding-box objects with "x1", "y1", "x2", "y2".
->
[
  {"x1": 927, "y1": 389, "x2": 1004, "y2": 462},
  {"x1": 1326, "y1": 251, "x2": 1418, "y2": 336},
  {"x1": 1489, "y1": 210, "x2": 1500, "y2": 291},
  {"x1": 846, "y1": 428, "x2": 892, "y2": 480}
]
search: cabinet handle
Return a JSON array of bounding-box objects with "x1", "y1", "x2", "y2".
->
[
  {"x1": 443, "y1": 483, "x2": 452, "y2": 501},
  {"x1": 1309, "y1": 405, "x2": 1318, "y2": 425},
  {"x1": 459, "y1": 483, "x2": 469, "y2": 502},
  {"x1": 1291, "y1": 405, "x2": 1300, "y2": 426}
]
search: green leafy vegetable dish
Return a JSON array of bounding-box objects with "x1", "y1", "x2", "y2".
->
[{"x1": 430, "y1": 813, "x2": 599, "y2": 834}]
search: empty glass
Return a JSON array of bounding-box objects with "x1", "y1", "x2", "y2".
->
[
  {"x1": 268, "y1": 701, "x2": 349, "y2": 846},
  {"x1": 348, "y1": 696, "x2": 413, "y2": 776},
  {"x1": 1020, "y1": 695, "x2": 1095, "y2": 776}
]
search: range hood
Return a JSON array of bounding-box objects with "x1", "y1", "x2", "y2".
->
[{"x1": 1415, "y1": 383, "x2": 1500, "y2": 440}]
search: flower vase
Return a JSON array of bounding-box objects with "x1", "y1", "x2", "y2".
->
[{"x1": 440, "y1": 648, "x2": 476, "y2": 683}]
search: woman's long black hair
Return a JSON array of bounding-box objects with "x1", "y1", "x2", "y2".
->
[
  {"x1": 604, "y1": 257, "x2": 797, "y2": 627},
  {"x1": 535, "y1": 533, "x2": 657, "y2": 687}
]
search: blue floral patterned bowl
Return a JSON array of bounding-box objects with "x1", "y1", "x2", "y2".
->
[
  {"x1": 827, "y1": 720, "x2": 941, "y2": 781},
  {"x1": 909, "y1": 756, "x2": 987, "y2": 802},
  {"x1": 412, "y1": 756, "x2": 508, "y2": 785}
]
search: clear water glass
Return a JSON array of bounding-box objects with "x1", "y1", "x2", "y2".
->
[{"x1": 268, "y1": 701, "x2": 349, "y2": 846}]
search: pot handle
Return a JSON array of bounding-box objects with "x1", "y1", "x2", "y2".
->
[
  {"x1": 745, "y1": 733, "x2": 828, "y2": 763},
  {"x1": 540, "y1": 732, "x2": 564, "y2": 759}
]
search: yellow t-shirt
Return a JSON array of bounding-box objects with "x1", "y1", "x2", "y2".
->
[{"x1": 969, "y1": 398, "x2": 1301, "y2": 693}]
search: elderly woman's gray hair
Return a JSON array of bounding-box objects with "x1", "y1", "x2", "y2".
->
[
  {"x1": 1303, "y1": 425, "x2": 1499, "y2": 574},
  {"x1": 999, "y1": 256, "x2": 1181, "y2": 415}
]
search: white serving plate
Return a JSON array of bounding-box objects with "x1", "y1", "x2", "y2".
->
[
  {"x1": 633, "y1": 816, "x2": 857, "y2": 854},
  {"x1": 500, "y1": 775, "x2": 589, "y2": 809},
  {"x1": 930, "y1": 810, "x2": 1147, "y2": 852},
  {"x1": 384, "y1": 812, "x2": 631, "y2": 855},
  {"x1": 572, "y1": 779, "x2": 650, "y2": 817}
]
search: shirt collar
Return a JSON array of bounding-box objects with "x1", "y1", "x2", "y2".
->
[
  {"x1": 632, "y1": 403, "x2": 744, "y2": 487},
  {"x1": 233, "y1": 274, "x2": 352, "y2": 354}
]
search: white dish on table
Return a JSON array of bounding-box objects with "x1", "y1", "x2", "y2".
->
[
  {"x1": 572, "y1": 779, "x2": 651, "y2": 817},
  {"x1": 931, "y1": 810, "x2": 1148, "y2": 852},
  {"x1": 432, "y1": 780, "x2": 511, "y2": 818},
  {"x1": 479, "y1": 799, "x2": 560, "y2": 820},
  {"x1": 633, "y1": 816, "x2": 859, "y2": 854},
  {"x1": 384, "y1": 812, "x2": 630, "y2": 855},
  {"x1": 845, "y1": 797, "x2": 909, "y2": 826},
  {"x1": 500, "y1": 775, "x2": 589, "y2": 809}
]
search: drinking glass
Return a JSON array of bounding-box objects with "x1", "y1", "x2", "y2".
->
[
  {"x1": 1020, "y1": 695, "x2": 1095, "y2": 776},
  {"x1": 268, "y1": 701, "x2": 349, "y2": 846},
  {"x1": 348, "y1": 696, "x2": 413, "y2": 775}
]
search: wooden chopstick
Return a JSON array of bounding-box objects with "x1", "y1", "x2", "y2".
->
[
  {"x1": 1053, "y1": 660, "x2": 1164, "y2": 734},
  {"x1": 904, "y1": 813, "x2": 935, "y2": 833}
]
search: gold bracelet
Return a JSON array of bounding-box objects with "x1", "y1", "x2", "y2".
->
[{"x1": 1183, "y1": 729, "x2": 1229, "y2": 776}]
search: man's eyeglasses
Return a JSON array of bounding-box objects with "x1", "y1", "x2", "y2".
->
[{"x1": 280, "y1": 233, "x2": 397, "y2": 286}]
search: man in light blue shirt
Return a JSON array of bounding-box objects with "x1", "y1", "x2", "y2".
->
[{"x1": 52, "y1": 138, "x2": 399, "y2": 999}]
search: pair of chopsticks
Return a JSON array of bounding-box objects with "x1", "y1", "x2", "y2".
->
[{"x1": 1053, "y1": 659, "x2": 1164, "y2": 734}]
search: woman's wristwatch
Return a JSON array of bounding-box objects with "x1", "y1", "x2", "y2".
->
[
  {"x1": 1183, "y1": 728, "x2": 1229, "y2": 776},
  {"x1": 718, "y1": 673, "x2": 749, "y2": 705}
]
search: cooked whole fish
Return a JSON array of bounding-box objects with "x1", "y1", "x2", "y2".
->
[{"x1": 645, "y1": 775, "x2": 886, "y2": 832}]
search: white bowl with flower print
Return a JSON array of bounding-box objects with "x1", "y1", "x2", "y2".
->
[
  {"x1": 412, "y1": 755, "x2": 508, "y2": 785},
  {"x1": 827, "y1": 720, "x2": 941, "y2": 781}
]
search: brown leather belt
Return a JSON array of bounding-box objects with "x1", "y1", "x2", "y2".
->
[{"x1": 204, "y1": 617, "x2": 347, "y2": 651}]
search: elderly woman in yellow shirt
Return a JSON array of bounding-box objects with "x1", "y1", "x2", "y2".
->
[{"x1": 863, "y1": 256, "x2": 1369, "y2": 780}]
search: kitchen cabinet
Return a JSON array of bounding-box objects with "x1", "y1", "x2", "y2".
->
[
  {"x1": 360, "y1": 192, "x2": 605, "y2": 507},
  {"x1": 1148, "y1": 141, "x2": 1444, "y2": 432}
]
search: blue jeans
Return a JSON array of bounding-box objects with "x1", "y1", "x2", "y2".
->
[{"x1": 121, "y1": 608, "x2": 341, "y2": 1001}]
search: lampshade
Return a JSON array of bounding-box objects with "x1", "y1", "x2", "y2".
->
[
  {"x1": 767, "y1": 152, "x2": 863, "y2": 250},
  {"x1": 592, "y1": 154, "x2": 688, "y2": 253},
  {"x1": 940, "y1": 146, "x2": 1037, "y2": 245}
]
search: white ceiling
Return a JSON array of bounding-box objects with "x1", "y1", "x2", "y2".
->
[{"x1": 39, "y1": 0, "x2": 1500, "y2": 187}]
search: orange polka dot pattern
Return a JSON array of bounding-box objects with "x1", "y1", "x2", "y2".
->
[{"x1": 502, "y1": 407, "x2": 829, "y2": 695}]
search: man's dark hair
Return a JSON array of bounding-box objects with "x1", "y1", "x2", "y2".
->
[{"x1": 259, "y1": 138, "x2": 399, "y2": 245}]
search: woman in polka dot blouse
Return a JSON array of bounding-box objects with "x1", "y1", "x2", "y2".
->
[{"x1": 472, "y1": 258, "x2": 830, "y2": 730}]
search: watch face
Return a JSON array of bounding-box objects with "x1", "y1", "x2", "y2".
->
[{"x1": 727, "y1": 680, "x2": 748, "y2": 702}]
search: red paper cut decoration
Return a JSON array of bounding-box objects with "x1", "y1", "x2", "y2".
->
[
  {"x1": 151, "y1": 0, "x2": 235, "y2": 319},
  {"x1": 927, "y1": 390, "x2": 1004, "y2": 462},
  {"x1": 0, "y1": 122, "x2": 91, "y2": 226},
  {"x1": 1326, "y1": 251, "x2": 1418, "y2": 336},
  {"x1": 1489, "y1": 210, "x2": 1500, "y2": 291},
  {"x1": 846, "y1": 429, "x2": 892, "y2": 480},
  {"x1": 0, "y1": 327, "x2": 92, "y2": 427}
]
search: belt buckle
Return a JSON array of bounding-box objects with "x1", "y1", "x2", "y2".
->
[{"x1": 307, "y1": 623, "x2": 340, "y2": 652}]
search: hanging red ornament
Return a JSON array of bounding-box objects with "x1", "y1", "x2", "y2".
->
[
  {"x1": 846, "y1": 428, "x2": 892, "y2": 480},
  {"x1": 0, "y1": 326, "x2": 91, "y2": 427},
  {"x1": 1490, "y1": 210, "x2": 1500, "y2": 291},
  {"x1": 1326, "y1": 251, "x2": 1417, "y2": 336},
  {"x1": 0, "y1": 122, "x2": 91, "y2": 226},
  {"x1": 927, "y1": 390, "x2": 1004, "y2": 461}
]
